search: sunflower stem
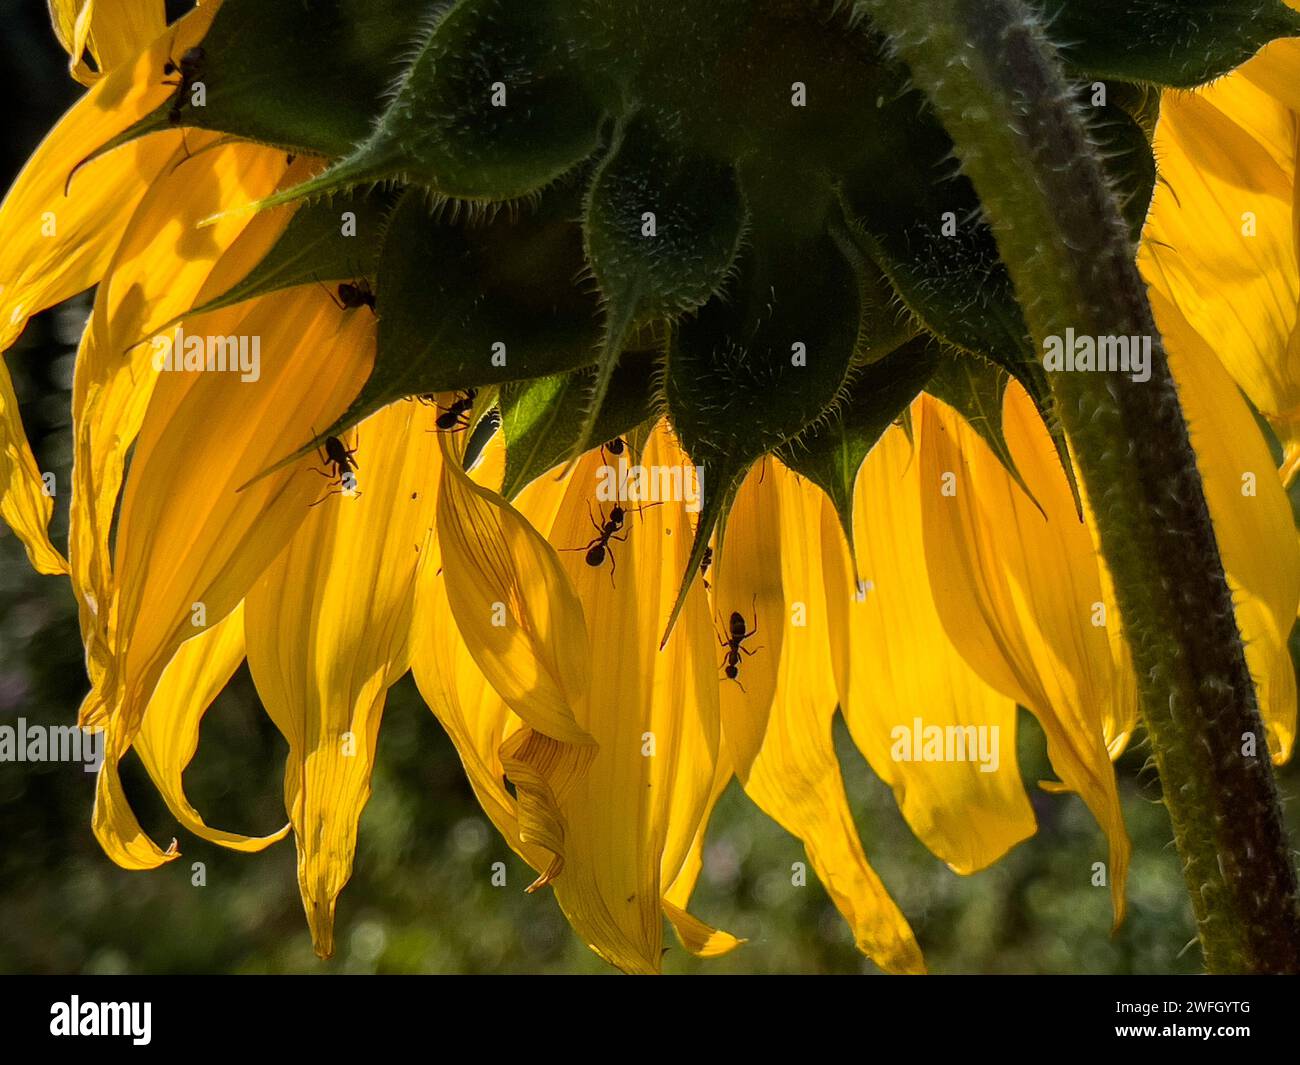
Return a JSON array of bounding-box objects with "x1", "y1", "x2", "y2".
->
[{"x1": 861, "y1": 0, "x2": 1300, "y2": 972}]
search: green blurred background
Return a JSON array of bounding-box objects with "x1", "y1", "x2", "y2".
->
[{"x1": 2, "y1": 2, "x2": 1298, "y2": 975}]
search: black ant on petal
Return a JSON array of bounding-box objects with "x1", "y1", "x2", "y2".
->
[
  {"x1": 562, "y1": 497, "x2": 663, "y2": 587},
  {"x1": 718, "y1": 596, "x2": 760, "y2": 692},
  {"x1": 563, "y1": 501, "x2": 629, "y2": 586},
  {"x1": 321, "y1": 277, "x2": 376, "y2": 314},
  {"x1": 308, "y1": 434, "x2": 361, "y2": 507},
  {"x1": 162, "y1": 46, "x2": 204, "y2": 127},
  {"x1": 421, "y1": 389, "x2": 477, "y2": 432}
]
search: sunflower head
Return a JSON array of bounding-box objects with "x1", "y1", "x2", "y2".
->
[
  {"x1": 5, "y1": 0, "x2": 1300, "y2": 975},
  {"x1": 72, "y1": 0, "x2": 1295, "y2": 628}
]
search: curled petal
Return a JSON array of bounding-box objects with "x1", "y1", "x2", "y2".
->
[
  {"x1": 48, "y1": 0, "x2": 169, "y2": 83},
  {"x1": 130, "y1": 603, "x2": 290, "y2": 852},
  {"x1": 436, "y1": 429, "x2": 594, "y2": 748}
]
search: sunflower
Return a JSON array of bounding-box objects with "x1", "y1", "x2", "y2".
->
[{"x1": 3, "y1": 0, "x2": 1299, "y2": 974}]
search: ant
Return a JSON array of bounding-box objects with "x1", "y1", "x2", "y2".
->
[
  {"x1": 564, "y1": 501, "x2": 630, "y2": 585},
  {"x1": 718, "y1": 596, "x2": 760, "y2": 692},
  {"x1": 602, "y1": 437, "x2": 626, "y2": 461},
  {"x1": 162, "y1": 46, "x2": 205, "y2": 126},
  {"x1": 564, "y1": 498, "x2": 663, "y2": 585},
  {"x1": 320, "y1": 278, "x2": 376, "y2": 314},
  {"x1": 308, "y1": 434, "x2": 360, "y2": 507},
  {"x1": 425, "y1": 389, "x2": 477, "y2": 432},
  {"x1": 699, "y1": 545, "x2": 714, "y2": 590}
]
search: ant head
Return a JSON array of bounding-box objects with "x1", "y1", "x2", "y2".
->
[
  {"x1": 324, "y1": 435, "x2": 348, "y2": 460},
  {"x1": 163, "y1": 59, "x2": 177, "y2": 75},
  {"x1": 464, "y1": 388, "x2": 479, "y2": 402},
  {"x1": 585, "y1": 544, "x2": 606, "y2": 567},
  {"x1": 338, "y1": 282, "x2": 360, "y2": 301},
  {"x1": 609, "y1": 505, "x2": 625, "y2": 522},
  {"x1": 606, "y1": 437, "x2": 625, "y2": 455},
  {"x1": 728, "y1": 610, "x2": 745, "y2": 631}
]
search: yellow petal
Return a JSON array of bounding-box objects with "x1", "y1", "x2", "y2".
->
[
  {"x1": 71, "y1": 141, "x2": 296, "y2": 686},
  {"x1": 1, "y1": 3, "x2": 214, "y2": 343},
  {"x1": 49, "y1": 0, "x2": 169, "y2": 83},
  {"x1": 713, "y1": 460, "x2": 785, "y2": 778},
  {"x1": 1, "y1": 3, "x2": 214, "y2": 573},
  {"x1": 0, "y1": 370, "x2": 65, "y2": 574},
  {"x1": 435, "y1": 430, "x2": 594, "y2": 748},
  {"x1": 84, "y1": 286, "x2": 373, "y2": 749},
  {"x1": 525, "y1": 423, "x2": 722, "y2": 973},
  {"x1": 131, "y1": 603, "x2": 290, "y2": 851},
  {"x1": 662, "y1": 749, "x2": 743, "y2": 958},
  {"x1": 742, "y1": 462, "x2": 925, "y2": 975},
  {"x1": 411, "y1": 564, "x2": 570, "y2": 881},
  {"x1": 92, "y1": 743, "x2": 178, "y2": 869},
  {"x1": 1151, "y1": 288, "x2": 1299, "y2": 760},
  {"x1": 245, "y1": 399, "x2": 440, "y2": 957},
  {"x1": 1142, "y1": 47, "x2": 1300, "y2": 468},
  {"x1": 836, "y1": 423, "x2": 1036, "y2": 874},
  {"x1": 918, "y1": 392, "x2": 1132, "y2": 923},
  {"x1": 663, "y1": 900, "x2": 743, "y2": 959}
]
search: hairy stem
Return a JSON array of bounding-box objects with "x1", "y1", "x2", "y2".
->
[{"x1": 861, "y1": 0, "x2": 1300, "y2": 971}]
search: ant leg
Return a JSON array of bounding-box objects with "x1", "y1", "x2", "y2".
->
[
  {"x1": 746, "y1": 593, "x2": 759, "y2": 640},
  {"x1": 740, "y1": 644, "x2": 763, "y2": 657},
  {"x1": 308, "y1": 486, "x2": 341, "y2": 508},
  {"x1": 607, "y1": 546, "x2": 617, "y2": 589}
]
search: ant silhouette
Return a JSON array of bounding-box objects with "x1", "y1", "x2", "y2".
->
[
  {"x1": 316, "y1": 274, "x2": 376, "y2": 314},
  {"x1": 564, "y1": 501, "x2": 630, "y2": 585},
  {"x1": 160, "y1": 43, "x2": 205, "y2": 168},
  {"x1": 718, "y1": 596, "x2": 760, "y2": 692},
  {"x1": 327, "y1": 279, "x2": 376, "y2": 313},
  {"x1": 308, "y1": 434, "x2": 361, "y2": 507},
  {"x1": 420, "y1": 389, "x2": 477, "y2": 432},
  {"x1": 563, "y1": 498, "x2": 662, "y2": 587},
  {"x1": 162, "y1": 46, "x2": 204, "y2": 126},
  {"x1": 699, "y1": 545, "x2": 714, "y2": 590}
]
